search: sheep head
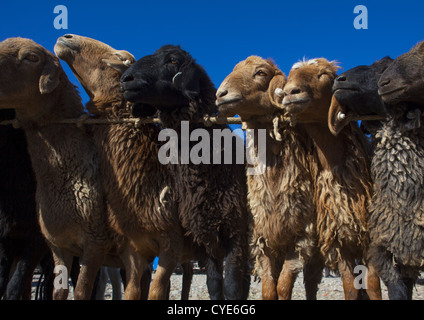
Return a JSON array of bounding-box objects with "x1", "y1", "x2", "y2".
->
[
  {"x1": 54, "y1": 34, "x2": 135, "y2": 102},
  {"x1": 215, "y1": 56, "x2": 286, "y2": 122},
  {"x1": 378, "y1": 40, "x2": 424, "y2": 106},
  {"x1": 0, "y1": 38, "x2": 62, "y2": 118},
  {"x1": 328, "y1": 57, "x2": 392, "y2": 135},
  {"x1": 282, "y1": 58, "x2": 339, "y2": 123},
  {"x1": 121, "y1": 45, "x2": 216, "y2": 118}
]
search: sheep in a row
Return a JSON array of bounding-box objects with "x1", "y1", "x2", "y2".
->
[
  {"x1": 2, "y1": 34, "x2": 424, "y2": 300},
  {"x1": 215, "y1": 56, "x2": 322, "y2": 300}
]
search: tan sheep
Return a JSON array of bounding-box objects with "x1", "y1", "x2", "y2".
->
[
  {"x1": 216, "y1": 56, "x2": 322, "y2": 300},
  {"x1": 0, "y1": 37, "x2": 129, "y2": 300},
  {"x1": 282, "y1": 58, "x2": 381, "y2": 299}
]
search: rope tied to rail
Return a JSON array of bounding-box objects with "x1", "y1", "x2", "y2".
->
[{"x1": 0, "y1": 113, "x2": 386, "y2": 128}]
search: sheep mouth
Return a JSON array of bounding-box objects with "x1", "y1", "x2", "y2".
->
[
  {"x1": 378, "y1": 86, "x2": 407, "y2": 102},
  {"x1": 215, "y1": 96, "x2": 243, "y2": 107},
  {"x1": 216, "y1": 96, "x2": 244, "y2": 116},
  {"x1": 55, "y1": 37, "x2": 79, "y2": 52},
  {"x1": 282, "y1": 93, "x2": 310, "y2": 108},
  {"x1": 54, "y1": 38, "x2": 79, "y2": 61},
  {"x1": 333, "y1": 87, "x2": 359, "y2": 94}
]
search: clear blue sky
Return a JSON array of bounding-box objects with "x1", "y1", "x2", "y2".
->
[{"x1": 1, "y1": 0, "x2": 423, "y2": 106}]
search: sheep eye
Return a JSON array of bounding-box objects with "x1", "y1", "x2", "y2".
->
[
  {"x1": 255, "y1": 70, "x2": 266, "y2": 77},
  {"x1": 169, "y1": 57, "x2": 178, "y2": 64},
  {"x1": 24, "y1": 54, "x2": 39, "y2": 63},
  {"x1": 318, "y1": 73, "x2": 325, "y2": 79}
]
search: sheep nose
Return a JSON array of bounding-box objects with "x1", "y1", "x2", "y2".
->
[
  {"x1": 336, "y1": 75, "x2": 346, "y2": 82},
  {"x1": 63, "y1": 34, "x2": 73, "y2": 39},
  {"x1": 379, "y1": 78, "x2": 391, "y2": 88},
  {"x1": 284, "y1": 87, "x2": 301, "y2": 96},
  {"x1": 216, "y1": 89, "x2": 228, "y2": 98}
]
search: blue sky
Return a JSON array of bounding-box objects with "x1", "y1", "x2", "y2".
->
[{"x1": 1, "y1": 0, "x2": 423, "y2": 106}]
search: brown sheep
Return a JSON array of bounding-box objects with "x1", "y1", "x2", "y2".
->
[
  {"x1": 54, "y1": 35, "x2": 192, "y2": 300},
  {"x1": 0, "y1": 37, "x2": 126, "y2": 300},
  {"x1": 216, "y1": 56, "x2": 323, "y2": 300},
  {"x1": 282, "y1": 58, "x2": 381, "y2": 299}
]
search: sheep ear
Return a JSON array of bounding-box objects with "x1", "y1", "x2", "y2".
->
[
  {"x1": 102, "y1": 58, "x2": 132, "y2": 74},
  {"x1": 268, "y1": 73, "x2": 287, "y2": 108},
  {"x1": 102, "y1": 50, "x2": 135, "y2": 74},
  {"x1": 173, "y1": 61, "x2": 203, "y2": 99},
  {"x1": 39, "y1": 56, "x2": 61, "y2": 94},
  {"x1": 114, "y1": 50, "x2": 135, "y2": 61}
]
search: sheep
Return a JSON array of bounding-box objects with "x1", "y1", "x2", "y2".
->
[
  {"x1": 0, "y1": 37, "x2": 132, "y2": 300},
  {"x1": 215, "y1": 55, "x2": 323, "y2": 300},
  {"x1": 378, "y1": 41, "x2": 424, "y2": 108},
  {"x1": 0, "y1": 109, "x2": 51, "y2": 299},
  {"x1": 329, "y1": 44, "x2": 424, "y2": 299},
  {"x1": 282, "y1": 58, "x2": 381, "y2": 299},
  {"x1": 121, "y1": 44, "x2": 251, "y2": 300},
  {"x1": 54, "y1": 35, "x2": 191, "y2": 300}
]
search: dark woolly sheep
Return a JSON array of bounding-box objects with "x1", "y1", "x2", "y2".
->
[
  {"x1": 0, "y1": 109, "x2": 51, "y2": 299},
  {"x1": 328, "y1": 55, "x2": 424, "y2": 300},
  {"x1": 121, "y1": 45, "x2": 251, "y2": 300},
  {"x1": 373, "y1": 41, "x2": 424, "y2": 299}
]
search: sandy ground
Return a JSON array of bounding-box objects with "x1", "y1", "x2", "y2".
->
[{"x1": 31, "y1": 270, "x2": 424, "y2": 300}]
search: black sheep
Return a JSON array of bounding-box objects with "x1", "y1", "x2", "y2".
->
[
  {"x1": 121, "y1": 45, "x2": 250, "y2": 300},
  {"x1": 0, "y1": 109, "x2": 51, "y2": 299},
  {"x1": 328, "y1": 56, "x2": 424, "y2": 300}
]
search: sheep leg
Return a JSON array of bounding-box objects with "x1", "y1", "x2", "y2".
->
[
  {"x1": 121, "y1": 246, "x2": 146, "y2": 300},
  {"x1": 338, "y1": 258, "x2": 360, "y2": 300},
  {"x1": 206, "y1": 257, "x2": 224, "y2": 300},
  {"x1": 303, "y1": 249, "x2": 324, "y2": 300},
  {"x1": 223, "y1": 247, "x2": 247, "y2": 300},
  {"x1": 181, "y1": 262, "x2": 193, "y2": 300},
  {"x1": 5, "y1": 243, "x2": 44, "y2": 299},
  {"x1": 94, "y1": 266, "x2": 108, "y2": 300},
  {"x1": 140, "y1": 264, "x2": 152, "y2": 300},
  {"x1": 277, "y1": 248, "x2": 302, "y2": 300},
  {"x1": 365, "y1": 263, "x2": 382, "y2": 300},
  {"x1": 51, "y1": 247, "x2": 73, "y2": 300},
  {"x1": 259, "y1": 247, "x2": 279, "y2": 300},
  {"x1": 0, "y1": 240, "x2": 12, "y2": 298},
  {"x1": 368, "y1": 245, "x2": 409, "y2": 300},
  {"x1": 149, "y1": 252, "x2": 177, "y2": 300},
  {"x1": 108, "y1": 267, "x2": 122, "y2": 300},
  {"x1": 38, "y1": 253, "x2": 54, "y2": 300},
  {"x1": 73, "y1": 245, "x2": 104, "y2": 300}
]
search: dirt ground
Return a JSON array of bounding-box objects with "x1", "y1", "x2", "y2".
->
[{"x1": 31, "y1": 270, "x2": 424, "y2": 300}]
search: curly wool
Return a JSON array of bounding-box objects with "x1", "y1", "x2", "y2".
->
[
  {"x1": 314, "y1": 124, "x2": 371, "y2": 270},
  {"x1": 158, "y1": 94, "x2": 249, "y2": 260},
  {"x1": 368, "y1": 111, "x2": 424, "y2": 270},
  {"x1": 249, "y1": 124, "x2": 317, "y2": 280}
]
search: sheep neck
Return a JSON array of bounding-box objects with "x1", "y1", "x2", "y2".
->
[
  {"x1": 86, "y1": 95, "x2": 130, "y2": 118},
  {"x1": 243, "y1": 120, "x2": 285, "y2": 157},
  {"x1": 303, "y1": 122, "x2": 348, "y2": 171}
]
